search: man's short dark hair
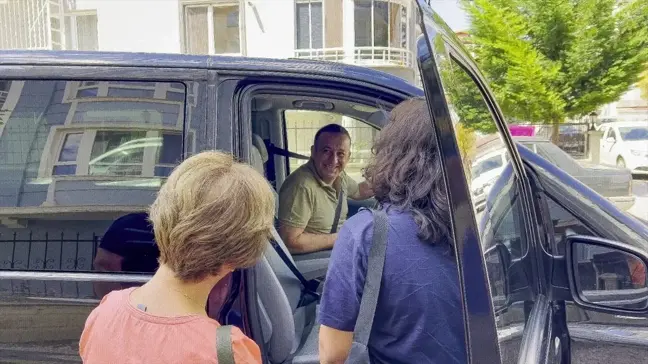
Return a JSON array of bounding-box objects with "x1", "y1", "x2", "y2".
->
[{"x1": 313, "y1": 123, "x2": 351, "y2": 147}]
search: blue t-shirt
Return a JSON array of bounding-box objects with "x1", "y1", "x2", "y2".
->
[{"x1": 318, "y1": 207, "x2": 467, "y2": 364}]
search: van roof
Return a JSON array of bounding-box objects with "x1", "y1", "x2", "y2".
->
[{"x1": 0, "y1": 50, "x2": 423, "y2": 96}]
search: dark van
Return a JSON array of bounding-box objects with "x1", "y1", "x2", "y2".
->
[{"x1": 0, "y1": 1, "x2": 647, "y2": 363}]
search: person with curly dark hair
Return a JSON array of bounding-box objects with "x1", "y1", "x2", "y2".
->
[{"x1": 318, "y1": 98, "x2": 467, "y2": 364}]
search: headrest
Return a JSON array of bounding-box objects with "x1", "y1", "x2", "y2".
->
[
  {"x1": 367, "y1": 109, "x2": 390, "y2": 126},
  {"x1": 252, "y1": 134, "x2": 269, "y2": 163},
  {"x1": 251, "y1": 146, "x2": 265, "y2": 175}
]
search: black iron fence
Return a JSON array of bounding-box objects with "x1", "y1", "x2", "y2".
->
[
  {"x1": 531, "y1": 123, "x2": 590, "y2": 158},
  {"x1": 0, "y1": 232, "x2": 102, "y2": 299}
]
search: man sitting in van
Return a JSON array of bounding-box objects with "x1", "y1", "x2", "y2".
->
[{"x1": 278, "y1": 124, "x2": 373, "y2": 254}]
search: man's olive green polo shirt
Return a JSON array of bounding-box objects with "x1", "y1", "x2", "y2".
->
[{"x1": 278, "y1": 160, "x2": 359, "y2": 234}]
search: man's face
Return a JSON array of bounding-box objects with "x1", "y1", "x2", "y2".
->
[{"x1": 311, "y1": 132, "x2": 351, "y2": 184}]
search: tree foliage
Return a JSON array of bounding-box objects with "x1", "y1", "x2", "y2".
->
[
  {"x1": 640, "y1": 69, "x2": 648, "y2": 100},
  {"x1": 460, "y1": 0, "x2": 648, "y2": 127}
]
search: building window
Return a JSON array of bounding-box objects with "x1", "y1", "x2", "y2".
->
[
  {"x1": 354, "y1": 0, "x2": 407, "y2": 48},
  {"x1": 52, "y1": 129, "x2": 184, "y2": 178},
  {"x1": 64, "y1": 12, "x2": 99, "y2": 51},
  {"x1": 295, "y1": 0, "x2": 323, "y2": 50},
  {"x1": 183, "y1": 2, "x2": 242, "y2": 55}
]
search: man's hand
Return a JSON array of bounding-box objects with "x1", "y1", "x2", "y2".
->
[
  {"x1": 350, "y1": 181, "x2": 374, "y2": 201},
  {"x1": 319, "y1": 325, "x2": 353, "y2": 364},
  {"x1": 278, "y1": 224, "x2": 336, "y2": 254}
]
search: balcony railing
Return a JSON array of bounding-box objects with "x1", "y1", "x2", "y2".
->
[
  {"x1": 353, "y1": 47, "x2": 414, "y2": 68},
  {"x1": 293, "y1": 46, "x2": 414, "y2": 68},
  {"x1": 294, "y1": 47, "x2": 345, "y2": 62}
]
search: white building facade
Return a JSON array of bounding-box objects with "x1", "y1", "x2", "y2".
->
[{"x1": 1, "y1": 0, "x2": 421, "y2": 84}]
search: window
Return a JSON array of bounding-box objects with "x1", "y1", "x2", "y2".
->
[
  {"x1": 354, "y1": 0, "x2": 408, "y2": 49},
  {"x1": 284, "y1": 109, "x2": 378, "y2": 181},
  {"x1": 183, "y1": 2, "x2": 242, "y2": 55},
  {"x1": 0, "y1": 80, "x2": 9, "y2": 106},
  {"x1": 608, "y1": 128, "x2": 617, "y2": 141},
  {"x1": 295, "y1": 0, "x2": 323, "y2": 49},
  {"x1": 434, "y1": 54, "x2": 533, "y2": 362},
  {"x1": 64, "y1": 12, "x2": 99, "y2": 51}
]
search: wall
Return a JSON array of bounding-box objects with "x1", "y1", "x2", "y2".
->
[
  {"x1": 243, "y1": 0, "x2": 295, "y2": 58},
  {"x1": 76, "y1": 0, "x2": 182, "y2": 53}
]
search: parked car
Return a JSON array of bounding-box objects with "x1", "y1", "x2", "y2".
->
[
  {"x1": 0, "y1": 1, "x2": 647, "y2": 364},
  {"x1": 598, "y1": 121, "x2": 648, "y2": 174},
  {"x1": 471, "y1": 136, "x2": 635, "y2": 212}
]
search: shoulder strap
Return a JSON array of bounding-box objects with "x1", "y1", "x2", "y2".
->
[
  {"x1": 352, "y1": 209, "x2": 389, "y2": 346},
  {"x1": 216, "y1": 325, "x2": 235, "y2": 364},
  {"x1": 330, "y1": 187, "x2": 346, "y2": 234}
]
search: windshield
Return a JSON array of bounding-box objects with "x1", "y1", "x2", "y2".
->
[{"x1": 619, "y1": 126, "x2": 648, "y2": 141}]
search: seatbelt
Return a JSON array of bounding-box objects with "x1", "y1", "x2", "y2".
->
[
  {"x1": 216, "y1": 325, "x2": 235, "y2": 364},
  {"x1": 346, "y1": 209, "x2": 389, "y2": 363},
  {"x1": 269, "y1": 228, "x2": 320, "y2": 307},
  {"x1": 330, "y1": 187, "x2": 345, "y2": 234},
  {"x1": 265, "y1": 141, "x2": 309, "y2": 160}
]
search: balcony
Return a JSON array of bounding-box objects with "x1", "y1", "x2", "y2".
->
[{"x1": 293, "y1": 46, "x2": 414, "y2": 68}]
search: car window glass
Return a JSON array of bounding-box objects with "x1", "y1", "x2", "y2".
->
[
  {"x1": 434, "y1": 53, "x2": 533, "y2": 361},
  {"x1": 284, "y1": 109, "x2": 379, "y2": 182},
  {"x1": 544, "y1": 196, "x2": 595, "y2": 256},
  {"x1": 619, "y1": 126, "x2": 648, "y2": 141},
  {"x1": 608, "y1": 128, "x2": 617, "y2": 140},
  {"x1": 0, "y1": 79, "x2": 188, "y2": 279}
]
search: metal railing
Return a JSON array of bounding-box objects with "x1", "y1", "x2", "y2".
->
[
  {"x1": 293, "y1": 46, "x2": 415, "y2": 68},
  {"x1": 0, "y1": 232, "x2": 100, "y2": 271},
  {"x1": 293, "y1": 47, "x2": 345, "y2": 62},
  {"x1": 0, "y1": 0, "x2": 50, "y2": 50},
  {"x1": 0, "y1": 90, "x2": 7, "y2": 106},
  {"x1": 353, "y1": 46, "x2": 414, "y2": 68}
]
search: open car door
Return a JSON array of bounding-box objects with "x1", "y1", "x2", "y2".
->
[{"x1": 411, "y1": 1, "x2": 563, "y2": 364}]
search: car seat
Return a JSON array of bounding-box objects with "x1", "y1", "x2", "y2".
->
[{"x1": 250, "y1": 141, "x2": 320, "y2": 364}]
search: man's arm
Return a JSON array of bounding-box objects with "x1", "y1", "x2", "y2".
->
[
  {"x1": 349, "y1": 180, "x2": 373, "y2": 200},
  {"x1": 319, "y1": 325, "x2": 353, "y2": 364},
  {"x1": 92, "y1": 248, "x2": 124, "y2": 298},
  {"x1": 278, "y1": 224, "x2": 337, "y2": 254}
]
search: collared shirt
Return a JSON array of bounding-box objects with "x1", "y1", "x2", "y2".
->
[{"x1": 278, "y1": 160, "x2": 359, "y2": 234}]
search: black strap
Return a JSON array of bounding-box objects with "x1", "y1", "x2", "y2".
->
[
  {"x1": 330, "y1": 187, "x2": 345, "y2": 234},
  {"x1": 269, "y1": 229, "x2": 320, "y2": 307},
  {"x1": 216, "y1": 325, "x2": 235, "y2": 364},
  {"x1": 353, "y1": 209, "x2": 389, "y2": 346},
  {"x1": 265, "y1": 142, "x2": 309, "y2": 160}
]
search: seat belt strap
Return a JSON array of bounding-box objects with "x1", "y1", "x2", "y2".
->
[
  {"x1": 330, "y1": 187, "x2": 345, "y2": 234},
  {"x1": 269, "y1": 229, "x2": 320, "y2": 306},
  {"x1": 265, "y1": 142, "x2": 309, "y2": 160}
]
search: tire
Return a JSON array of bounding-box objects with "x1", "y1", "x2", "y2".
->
[{"x1": 616, "y1": 156, "x2": 626, "y2": 169}]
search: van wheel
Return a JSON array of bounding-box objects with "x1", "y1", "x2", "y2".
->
[{"x1": 616, "y1": 157, "x2": 626, "y2": 169}]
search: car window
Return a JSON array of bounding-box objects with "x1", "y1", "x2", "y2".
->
[
  {"x1": 608, "y1": 128, "x2": 617, "y2": 141},
  {"x1": 283, "y1": 109, "x2": 379, "y2": 182},
  {"x1": 472, "y1": 153, "x2": 504, "y2": 179},
  {"x1": 434, "y1": 53, "x2": 534, "y2": 362},
  {"x1": 619, "y1": 126, "x2": 648, "y2": 141},
  {"x1": 0, "y1": 79, "x2": 187, "y2": 277}
]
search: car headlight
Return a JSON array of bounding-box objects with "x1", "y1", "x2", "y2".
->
[{"x1": 630, "y1": 149, "x2": 648, "y2": 157}]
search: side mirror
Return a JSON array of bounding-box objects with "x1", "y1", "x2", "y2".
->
[
  {"x1": 566, "y1": 235, "x2": 648, "y2": 314},
  {"x1": 606, "y1": 137, "x2": 616, "y2": 143},
  {"x1": 484, "y1": 243, "x2": 511, "y2": 313}
]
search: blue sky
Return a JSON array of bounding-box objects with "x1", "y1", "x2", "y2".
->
[{"x1": 428, "y1": 0, "x2": 470, "y2": 31}]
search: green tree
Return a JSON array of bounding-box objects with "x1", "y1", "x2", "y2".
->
[
  {"x1": 639, "y1": 69, "x2": 648, "y2": 100},
  {"x1": 461, "y1": 0, "x2": 648, "y2": 139}
]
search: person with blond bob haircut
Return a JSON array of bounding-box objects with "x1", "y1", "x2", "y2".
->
[{"x1": 80, "y1": 151, "x2": 274, "y2": 364}]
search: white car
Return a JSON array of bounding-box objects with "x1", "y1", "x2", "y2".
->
[
  {"x1": 598, "y1": 121, "x2": 648, "y2": 174},
  {"x1": 470, "y1": 149, "x2": 509, "y2": 212}
]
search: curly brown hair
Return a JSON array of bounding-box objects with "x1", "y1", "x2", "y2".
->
[{"x1": 364, "y1": 98, "x2": 453, "y2": 251}]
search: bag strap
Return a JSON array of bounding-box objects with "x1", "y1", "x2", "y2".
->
[
  {"x1": 330, "y1": 187, "x2": 346, "y2": 234},
  {"x1": 216, "y1": 325, "x2": 235, "y2": 364},
  {"x1": 352, "y1": 209, "x2": 389, "y2": 347}
]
